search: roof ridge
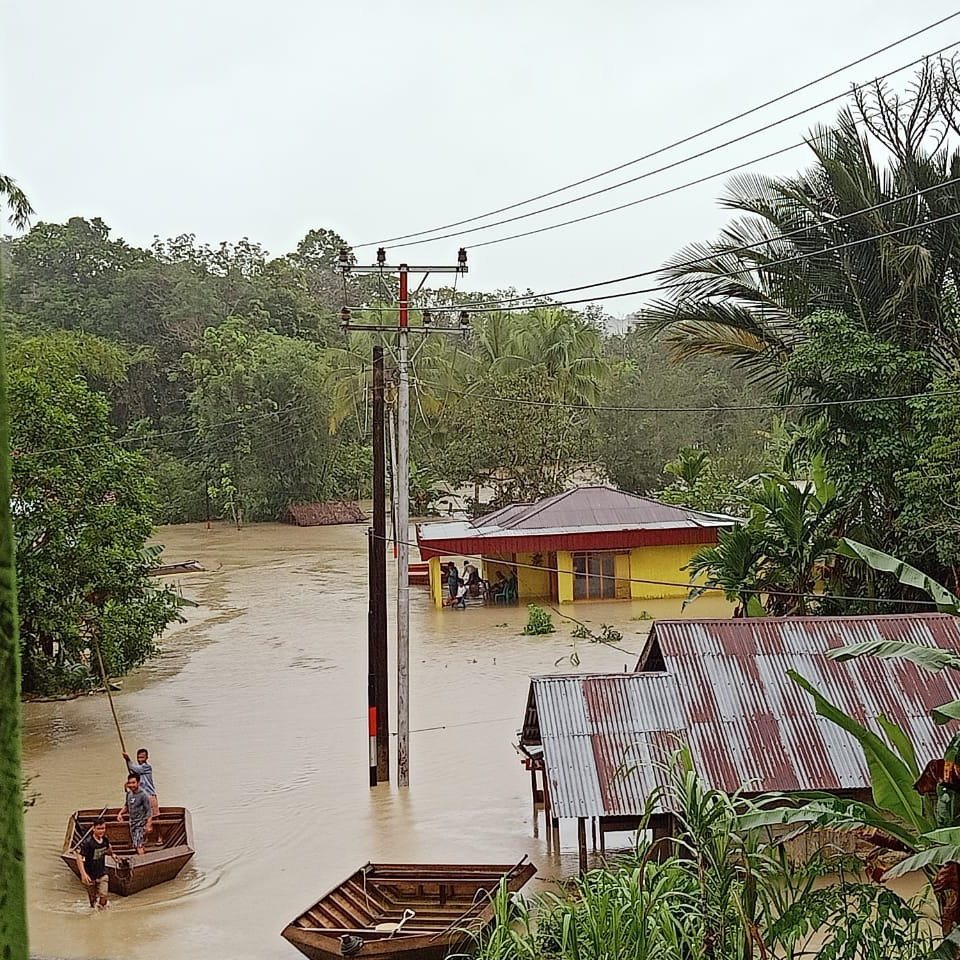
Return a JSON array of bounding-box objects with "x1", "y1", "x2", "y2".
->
[{"x1": 500, "y1": 487, "x2": 580, "y2": 529}]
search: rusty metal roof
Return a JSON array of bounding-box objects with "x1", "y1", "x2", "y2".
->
[{"x1": 523, "y1": 614, "x2": 960, "y2": 820}]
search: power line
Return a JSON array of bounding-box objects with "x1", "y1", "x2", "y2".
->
[
  {"x1": 12, "y1": 400, "x2": 324, "y2": 459},
  {"x1": 354, "y1": 208, "x2": 960, "y2": 315},
  {"x1": 404, "y1": 175, "x2": 960, "y2": 311},
  {"x1": 355, "y1": 11, "x2": 960, "y2": 249},
  {"x1": 387, "y1": 37, "x2": 960, "y2": 251},
  {"x1": 411, "y1": 378, "x2": 960, "y2": 415},
  {"x1": 366, "y1": 40, "x2": 960, "y2": 252}
]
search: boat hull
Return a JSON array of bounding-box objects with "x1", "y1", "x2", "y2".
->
[
  {"x1": 61, "y1": 806, "x2": 195, "y2": 896},
  {"x1": 281, "y1": 861, "x2": 536, "y2": 960}
]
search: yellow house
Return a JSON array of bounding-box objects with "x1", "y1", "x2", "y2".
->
[{"x1": 415, "y1": 485, "x2": 737, "y2": 607}]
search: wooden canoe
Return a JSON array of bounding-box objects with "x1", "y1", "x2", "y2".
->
[
  {"x1": 281, "y1": 860, "x2": 536, "y2": 960},
  {"x1": 61, "y1": 806, "x2": 195, "y2": 896}
]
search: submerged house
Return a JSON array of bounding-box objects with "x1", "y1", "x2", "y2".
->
[
  {"x1": 415, "y1": 485, "x2": 736, "y2": 607},
  {"x1": 519, "y1": 613, "x2": 960, "y2": 872}
]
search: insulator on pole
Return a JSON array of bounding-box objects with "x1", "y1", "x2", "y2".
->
[
  {"x1": 422, "y1": 309, "x2": 433, "y2": 326},
  {"x1": 340, "y1": 306, "x2": 352, "y2": 325},
  {"x1": 458, "y1": 310, "x2": 470, "y2": 326},
  {"x1": 377, "y1": 247, "x2": 387, "y2": 265}
]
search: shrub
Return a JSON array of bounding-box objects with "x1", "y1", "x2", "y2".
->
[{"x1": 522, "y1": 604, "x2": 555, "y2": 635}]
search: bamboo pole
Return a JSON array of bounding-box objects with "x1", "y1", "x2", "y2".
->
[{"x1": 92, "y1": 640, "x2": 126, "y2": 755}]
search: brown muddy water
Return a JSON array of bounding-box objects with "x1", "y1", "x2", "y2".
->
[{"x1": 22, "y1": 521, "x2": 733, "y2": 960}]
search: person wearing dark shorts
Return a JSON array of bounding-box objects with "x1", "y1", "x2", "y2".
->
[
  {"x1": 76, "y1": 819, "x2": 112, "y2": 908},
  {"x1": 117, "y1": 772, "x2": 152, "y2": 855},
  {"x1": 123, "y1": 747, "x2": 159, "y2": 818}
]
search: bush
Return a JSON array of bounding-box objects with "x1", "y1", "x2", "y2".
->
[{"x1": 522, "y1": 604, "x2": 555, "y2": 635}]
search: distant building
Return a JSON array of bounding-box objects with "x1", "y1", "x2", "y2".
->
[
  {"x1": 415, "y1": 485, "x2": 736, "y2": 607},
  {"x1": 519, "y1": 613, "x2": 960, "y2": 873}
]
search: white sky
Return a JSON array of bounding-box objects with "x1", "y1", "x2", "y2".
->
[{"x1": 2, "y1": 1, "x2": 957, "y2": 315}]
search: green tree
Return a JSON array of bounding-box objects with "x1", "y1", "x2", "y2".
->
[
  {"x1": 0, "y1": 292, "x2": 28, "y2": 960},
  {"x1": 11, "y1": 361, "x2": 183, "y2": 694},
  {"x1": 426, "y1": 368, "x2": 592, "y2": 506},
  {"x1": 182, "y1": 317, "x2": 338, "y2": 521},
  {"x1": 643, "y1": 64, "x2": 960, "y2": 383},
  {"x1": 686, "y1": 459, "x2": 842, "y2": 616},
  {"x1": 1, "y1": 174, "x2": 31, "y2": 960},
  {"x1": 597, "y1": 332, "x2": 773, "y2": 493}
]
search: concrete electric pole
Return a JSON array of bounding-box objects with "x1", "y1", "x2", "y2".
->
[{"x1": 338, "y1": 247, "x2": 468, "y2": 787}]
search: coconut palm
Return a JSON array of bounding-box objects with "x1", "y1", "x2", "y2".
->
[{"x1": 642, "y1": 64, "x2": 960, "y2": 386}]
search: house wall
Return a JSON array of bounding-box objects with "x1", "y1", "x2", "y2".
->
[
  {"x1": 629, "y1": 542, "x2": 702, "y2": 598},
  {"x1": 517, "y1": 551, "x2": 552, "y2": 600}
]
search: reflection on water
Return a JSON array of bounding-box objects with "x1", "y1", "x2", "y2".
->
[{"x1": 23, "y1": 521, "x2": 733, "y2": 960}]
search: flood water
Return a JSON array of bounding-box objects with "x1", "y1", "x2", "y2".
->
[{"x1": 22, "y1": 521, "x2": 732, "y2": 960}]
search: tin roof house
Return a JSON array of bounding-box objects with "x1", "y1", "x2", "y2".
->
[
  {"x1": 519, "y1": 613, "x2": 960, "y2": 872},
  {"x1": 416, "y1": 485, "x2": 736, "y2": 607}
]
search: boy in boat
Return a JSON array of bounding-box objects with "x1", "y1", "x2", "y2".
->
[
  {"x1": 76, "y1": 818, "x2": 112, "y2": 908},
  {"x1": 123, "y1": 747, "x2": 159, "y2": 818},
  {"x1": 117, "y1": 772, "x2": 152, "y2": 855}
]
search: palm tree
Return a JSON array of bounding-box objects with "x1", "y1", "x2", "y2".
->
[
  {"x1": 0, "y1": 172, "x2": 30, "y2": 959},
  {"x1": 0, "y1": 173, "x2": 33, "y2": 231},
  {"x1": 642, "y1": 63, "x2": 960, "y2": 385}
]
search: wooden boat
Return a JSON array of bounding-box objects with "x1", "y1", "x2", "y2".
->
[
  {"x1": 61, "y1": 806, "x2": 195, "y2": 896},
  {"x1": 281, "y1": 860, "x2": 536, "y2": 960}
]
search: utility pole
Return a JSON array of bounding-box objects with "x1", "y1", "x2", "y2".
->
[
  {"x1": 370, "y1": 346, "x2": 389, "y2": 782},
  {"x1": 339, "y1": 247, "x2": 469, "y2": 787}
]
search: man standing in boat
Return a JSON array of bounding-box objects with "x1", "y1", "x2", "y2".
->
[
  {"x1": 117, "y1": 772, "x2": 152, "y2": 855},
  {"x1": 123, "y1": 747, "x2": 159, "y2": 818},
  {"x1": 76, "y1": 819, "x2": 112, "y2": 909}
]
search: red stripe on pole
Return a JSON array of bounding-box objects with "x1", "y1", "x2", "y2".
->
[{"x1": 369, "y1": 706, "x2": 377, "y2": 737}]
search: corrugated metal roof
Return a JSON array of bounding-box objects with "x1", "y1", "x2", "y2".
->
[
  {"x1": 472, "y1": 486, "x2": 736, "y2": 532},
  {"x1": 525, "y1": 614, "x2": 960, "y2": 820},
  {"x1": 417, "y1": 486, "x2": 736, "y2": 555}
]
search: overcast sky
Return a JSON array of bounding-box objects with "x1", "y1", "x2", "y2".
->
[{"x1": 2, "y1": 1, "x2": 957, "y2": 315}]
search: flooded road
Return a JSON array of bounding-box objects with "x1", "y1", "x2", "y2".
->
[{"x1": 22, "y1": 521, "x2": 732, "y2": 960}]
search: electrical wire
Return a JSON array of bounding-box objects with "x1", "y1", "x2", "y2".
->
[
  {"x1": 382, "y1": 175, "x2": 960, "y2": 312},
  {"x1": 354, "y1": 11, "x2": 960, "y2": 249},
  {"x1": 13, "y1": 398, "x2": 327, "y2": 459},
  {"x1": 351, "y1": 208, "x2": 960, "y2": 315},
  {"x1": 410, "y1": 379, "x2": 960, "y2": 415},
  {"x1": 366, "y1": 38, "x2": 960, "y2": 251}
]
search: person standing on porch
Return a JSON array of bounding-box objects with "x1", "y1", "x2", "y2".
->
[{"x1": 446, "y1": 562, "x2": 460, "y2": 601}]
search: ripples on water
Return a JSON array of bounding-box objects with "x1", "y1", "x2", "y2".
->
[{"x1": 22, "y1": 521, "x2": 732, "y2": 960}]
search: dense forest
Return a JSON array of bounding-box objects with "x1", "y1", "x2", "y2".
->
[{"x1": 3, "y1": 63, "x2": 960, "y2": 694}]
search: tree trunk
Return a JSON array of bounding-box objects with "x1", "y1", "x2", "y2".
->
[{"x1": 0, "y1": 297, "x2": 29, "y2": 958}]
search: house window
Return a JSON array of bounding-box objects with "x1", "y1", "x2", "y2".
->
[{"x1": 572, "y1": 552, "x2": 626, "y2": 600}]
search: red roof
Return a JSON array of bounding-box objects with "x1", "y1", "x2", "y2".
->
[
  {"x1": 522, "y1": 613, "x2": 960, "y2": 819},
  {"x1": 418, "y1": 486, "x2": 735, "y2": 557}
]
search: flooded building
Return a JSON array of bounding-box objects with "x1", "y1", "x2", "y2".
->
[
  {"x1": 518, "y1": 613, "x2": 960, "y2": 872},
  {"x1": 415, "y1": 485, "x2": 736, "y2": 607}
]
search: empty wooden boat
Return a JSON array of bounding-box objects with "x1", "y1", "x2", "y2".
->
[
  {"x1": 281, "y1": 860, "x2": 536, "y2": 960},
  {"x1": 61, "y1": 806, "x2": 195, "y2": 896}
]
